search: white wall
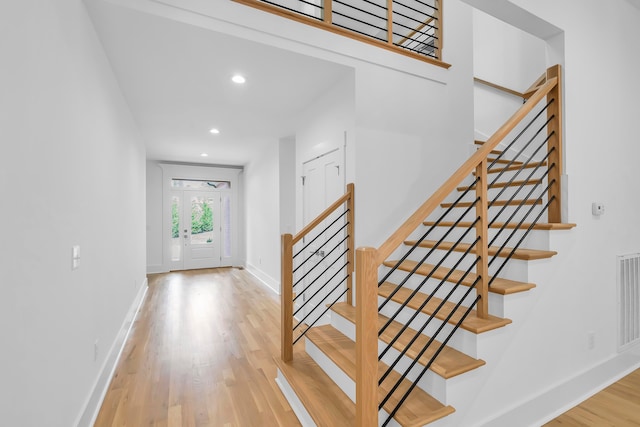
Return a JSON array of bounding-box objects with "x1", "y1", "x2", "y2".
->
[
  {"x1": 146, "y1": 160, "x2": 163, "y2": 272},
  {"x1": 458, "y1": 0, "x2": 640, "y2": 424},
  {"x1": 473, "y1": 9, "x2": 547, "y2": 139},
  {"x1": 244, "y1": 141, "x2": 282, "y2": 292},
  {"x1": 0, "y1": 1, "x2": 146, "y2": 426}
]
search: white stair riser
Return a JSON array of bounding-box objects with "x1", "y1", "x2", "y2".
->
[
  {"x1": 437, "y1": 204, "x2": 548, "y2": 225},
  {"x1": 378, "y1": 297, "x2": 480, "y2": 358},
  {"x1": 417, "y1": 226, "x2": 550, "y2": 252},
  {"x1": 304, "y1": 339, "x2": 416, "y2": 427},
  {"x1": 331, "y1": 309, "x2": 461, "y2": 404},
  {"x1": 383, "y1": 260, "x2": 529, "y2": 293}
]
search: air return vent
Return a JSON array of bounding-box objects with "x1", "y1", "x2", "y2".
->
[{"x1": 617, "y1": 254, "x2": 640, "y2": 351}]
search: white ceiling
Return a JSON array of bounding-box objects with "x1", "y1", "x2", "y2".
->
[{"x1": 86, "y1": 0, "x2": 352, "y2": 166}]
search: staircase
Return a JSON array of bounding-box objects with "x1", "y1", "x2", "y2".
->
[{"x1": 276, "y1": 65, "x2": 575, "y2": 426}]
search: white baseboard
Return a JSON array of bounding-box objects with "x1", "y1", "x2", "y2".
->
[
  {"x1": 275, "y1": 370, "x2": 316, "y2": 427},
  {"x1": 74, "y1": 278, "x2": 149, "y2": 427},
  {"x1": 146, "y1": 264, "x2": 166, "y2": 274},
  {"x1": 245, "y1": 262, "x2": 280, "y2": 295},
  {"x1": 475, "y1": 351, "x2": 640, "y2": 427}
]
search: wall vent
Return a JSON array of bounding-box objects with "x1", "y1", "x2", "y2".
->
[{"x1": 617, "y1": 253, "x2": 640, "y2": 351}]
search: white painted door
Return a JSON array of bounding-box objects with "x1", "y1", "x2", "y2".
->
[
  {"x1": 301, "y1": 149, "x2": 345, "y2": 326},
  {"x1": 182, "y1": 191, "x2": 221, "y2": 270}
]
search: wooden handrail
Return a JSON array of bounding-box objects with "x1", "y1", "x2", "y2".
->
[
  {"x1": 398, "y1": 16, "x2": 435, "y2": 46},
  {"x1": 474, "y1": 77, "x2": 525, "y2": 98},
  {"x1": 376, "y1": 76, "x2": 558, "y2": 264},
  {"x1": 523, "y1": 71, "x2": 547, "y2": 99},
  {"x1": 292, "y1": 188, "x2": 352, "y2": 245}
]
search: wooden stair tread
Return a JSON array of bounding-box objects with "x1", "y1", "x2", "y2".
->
[
  {"x1": 423, "y1": 221, "x2": 577, "y2": 231},
  {"x1": 382, "y1": 259, "x2": 535, "y2": 295},
  {"x1": 275, "y1": 353, "x2": 355, "y2": 426},
  {"x1": 404, "y1": 239, "x2": 557, "y2": 261},
  {"x1": 378, "y1": 283, "x2": 512, "y2": 333},
  {"x1": 331, "y1": 302, "x2": 485, "y2": 378},
  {"x1": 481, "y1": 161, "x2": 548, "y2": 174},
  {"x1": 458, "y1": 178, "x2": 543, "y2": 191},
  {"x1": 441, "y1": 199, "x2": 542, "y2": 208},
  {"x1": 487, "y1": 157, "x2": 523, "y2": 165},
  {"x1": 306, "y1": 325, "x2": 455, "y2": 426}
]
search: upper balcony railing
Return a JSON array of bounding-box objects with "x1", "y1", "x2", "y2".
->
[{"x1": 234, "y1": 0, "x2": 449, "y2": 67}]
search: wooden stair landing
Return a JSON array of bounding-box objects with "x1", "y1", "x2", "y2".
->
[
  {"x1": 383, "y1": 259, "x2": 535, "y2": 295},
  {"x1": 275, "y1": 353, "x2": 355, "y2": 426},
  {"x1": 306, "y1": 325, "x2": 455, "y2": 427},
  {"x1": 331, "y1": 302, "x2": 485, "y2": 378},
  {"x1": 378, "y1": 283, "x2": 512, "y2": 334},
  {"x1": 404, "y1": 239, "x2": 557, "y2": 261}
]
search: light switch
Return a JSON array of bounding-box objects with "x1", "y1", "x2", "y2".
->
[{"x1": 72, "y1": 245, "x2": 80, "y2": 270}]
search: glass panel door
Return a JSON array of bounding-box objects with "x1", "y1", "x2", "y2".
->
[{"x1": 183, "y1": 191, "x2": 221, "y2": 270}]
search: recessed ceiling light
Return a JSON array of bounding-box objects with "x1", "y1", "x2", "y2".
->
[
  {"x1": 232, "y1": 74, "x2": 246, "y2": 84},
  {"x1": 200, "y1": 153, "x2": 208, "y2": 157},
  {"x1": 209, "y1": 128, "x2": 220, "y2": 134}
]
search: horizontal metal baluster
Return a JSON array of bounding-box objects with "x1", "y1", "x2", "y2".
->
[
  {"x1": 293, "y1": 273, "x2": 349, "y2": 333},
  {"x1": 378, "y1": 237, "x2": 479, "y2": 362},
  {"x1": 293, "y1": 252, "x2": 349, "y2": 309},
  {"x1": 293, "y1": 235, "x2": 349, "y2": 288},
  {"x1": 293, "y1": 221, "x2": 348, "y2": 273},
  {"x1": 293, "y1": 285, "x2": 349, "y2": 345},
  {"x1": 378, "y1": 199, "x2": 479, "y2": 312},
  {"x1": 333, "y1": 0, "x2": 388, "y2": 20},
  {"x1": 487, "y1": 133, "x2": 554, "y2": 210},
  {"x1": 258, "y1": 0, "x2": 323, "y2": 19},
  {"x1": 294, "y1": 210, "x2": 348, "y2": 259},
  {"x1": 379, "y1": 280, "x2": 480, "y2": 411},
  {"x1": 378, "y1": 215, "x2": 479, "y2": 333},
  {"x1": 394, "y1": 0, "x2": 438, "y2": 12},
  {"x1": 487, "y1": 100, "x2": 553, "y2": 170},
  {"x1": 488, "y1": 152, "x2": 554, "y2": 245},
  {"x1": 380, "y1": 296, "x2": 479, "y2": 427},
  {"x1": 392, "y1": 3, "x2": 437, "y2": 24},
  {"x1": 489, "y1": 195, "x2": 555, "y2": 285},
  {"x1": 293, "y1": 258, "x2": 349, "y2": 316},
  {"x1": 391, "y1": 20, "x2": 438, "y2": 41},
  {"x1": 488, "y1": 114, "x2": 553, "y2": 187},
  {"x1": 378, "y1": 253, "x2": 479, "y2": 383},
  {"x1": 379, "y1": 177, "x2": 479, "y2": 286}
]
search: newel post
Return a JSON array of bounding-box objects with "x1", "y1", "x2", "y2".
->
[
  {"x1": 546, "y1": 64, "x2": 563, "y2": 223},
  {"x1": 356, "y1": 247, "x2": 379, "y2": 426},
  {"x1": 475, "y1": 159, "x2": 489, "y2": 318},
  {"x1": 346, "y1": 183, "x2": 355, "y2": 306},
  {"x1": 281, "y1": 233, "x2": 294, "y2": 362}
]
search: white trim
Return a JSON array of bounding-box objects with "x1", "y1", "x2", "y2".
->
[
  {"x1": 275, "y1": 370, "x2": 317, "y2": 427},
  {"x1": 245, "y1": 262, "x2": 280, "y2": 295},
  {"x1": 146, "y1": 264, "x2": 166, "y2": 274},
  {"x1": 473, "y1": 351, "x2": 640, "y2": 427},
  {"x1": 74, "y1": 279, "x2": 149, "y2": 427}
]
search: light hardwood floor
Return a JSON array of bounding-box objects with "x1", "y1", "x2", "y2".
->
[
  {"x1": 544, "y1": 368, "x2": 640, "y2": 426},
  {"x1": 94, "y1": 268, "x2": 301, "y2": 427},
  {"x1": 95, "y1": 268, "x2": 639, "y2": 426}
]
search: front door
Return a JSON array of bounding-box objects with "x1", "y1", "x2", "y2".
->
[{"x1": 182, "y1": 191, "x2": 221, "y2": 270}]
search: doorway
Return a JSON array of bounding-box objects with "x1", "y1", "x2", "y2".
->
[{"x1": 169, "y1": 179, "x2": 233, "y2": 271}]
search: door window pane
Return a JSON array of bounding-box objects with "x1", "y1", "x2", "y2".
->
[
  {"x1": 171, "y1": 195, "x2": 182, "y2": 262},
  {"x1": 190, "y1": 196, "x2": 215, "y2": 245},
  {"x1": 222, "y1": 194, "x2": 231, "y2": 258}
]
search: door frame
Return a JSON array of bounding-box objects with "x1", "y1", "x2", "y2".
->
[{"x1": 159, "y1": 163, "x2": 241, "y2": 272}]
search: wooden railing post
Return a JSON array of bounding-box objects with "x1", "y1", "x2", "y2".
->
[
  {"x1": 281, "y1": 233, "x2": 294, "y2": 362},
  {"x1": 546, "y1": 64, "x2": 563, "y2": 223},
  {"x1": 323, "y1": 0, "x2": 332, "y2": 24},
  {"x1": 475, "y1": 160, "x2": 489, "y2": 319},
  {"x1": 434, "y1": 0, "x2": 442, "y2": 60},
  {"x1": 356, "y1": 247, "x2": 379, "y2": 426},
  {"x1": 386, "y1": 0, "x2": 393, "y2": 45},
  {"x1": 346, "y1": 183, "x2": 355, "y2": 306}
]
